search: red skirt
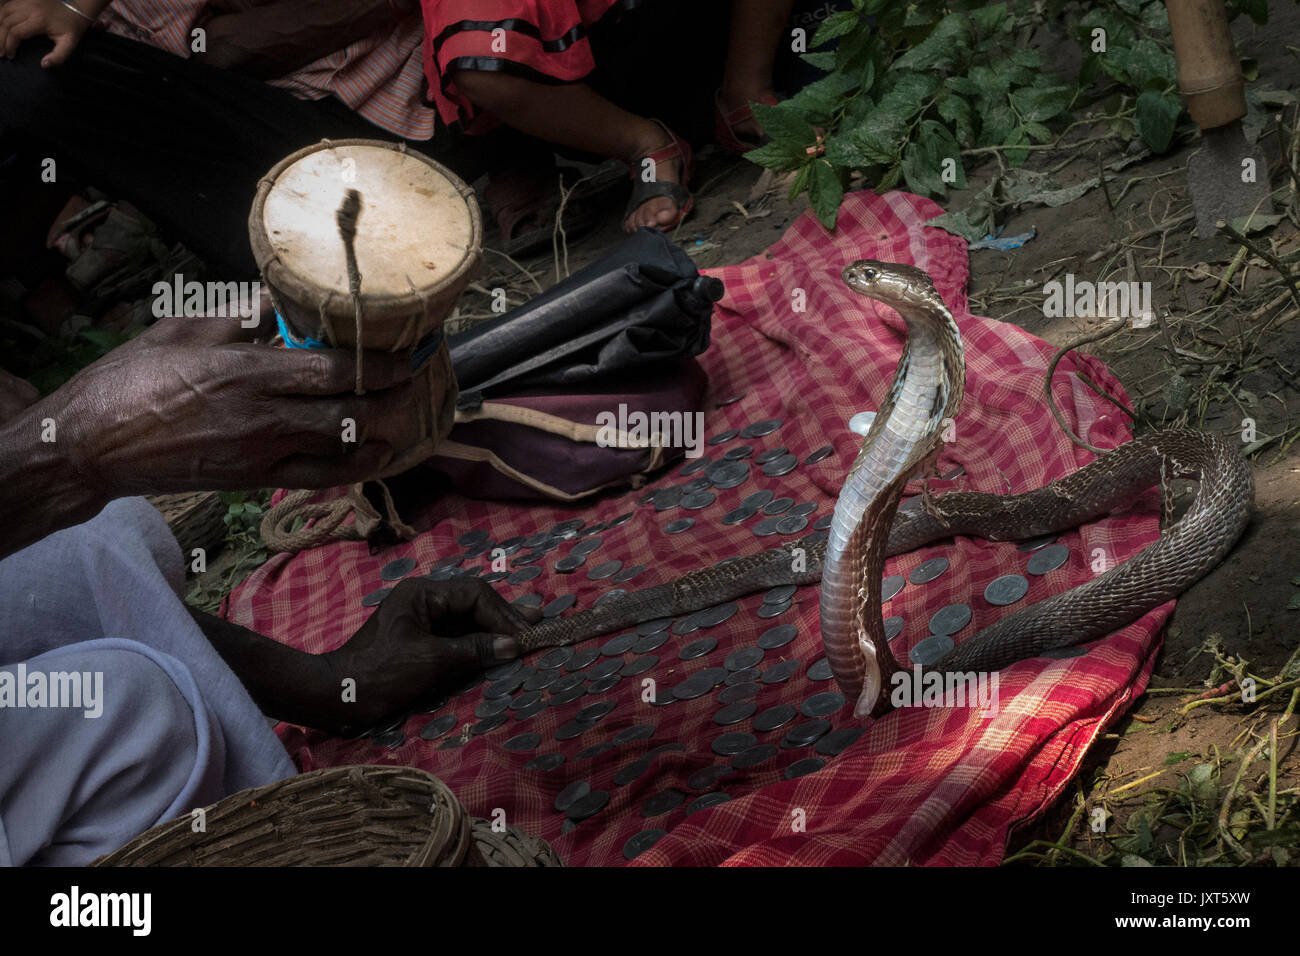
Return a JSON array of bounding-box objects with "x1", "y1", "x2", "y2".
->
[{"x1": 421, "y1": 0, "x2": 632, "y2": 130}]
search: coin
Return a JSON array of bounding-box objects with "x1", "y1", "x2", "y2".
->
[
  {"x1": 636, "y1": 617, "x2": 673, "y2": 636},
  {"x1": 760, "y1": 497, "x2": 792, "y2": 516},
  {"x1": 586, "y1": 560, "x2": 622, "y2": 580},
  {"x1": 554, "y1": 555, "x2": 584, "y2": 573},
  {"x1": 761, "y1": 660, "x2": 801, "y2": 685},
  {"x1": 567, "y1": 789, "x2": 610, "y2": 821},
  {"x1": 801, "y1": 692, "x2": 846, "y2": 718},
  {"x1": 721, "y1": 508, "x2": 754, "y2": 525},
  {"x1": 484, "y1": 674, "x2": 526, "y2": 699},
  {"x1": 419, "y1": 714, "x2": 459, "y2": 740},
  {"x1": 525, "y1": 753, "x2": 565, "y2": 771},
  {"x1": 672, "y1": 613, "x2": 704, "y2": 636},
  {"x1": 909, "y1": 633, "x2": 955, "y2": 667},
  {"x1": 671, "y1": 675, "x2": 714, "y2": 700},
  {"x1": 510, "y1": 690, "x2": 545, "y2": 711},
  {"x1": 761, "y1": 584, "x2": 795, "y2": 605},
  {"x1": 613, "y1": 564, "x2": 647, "y2": 584},
  {"x1": 608, "y1": 511, "x2": 634, "y2": 528},
  {"x1": 756, "y1": 600, "x2": 792, "y2": 619},
  {"x1": 457, "y1": 528, "x2": 491, "y2": 549},
  {"x1": 679, "y1": 637, "x2": 718, "y2": 660},
  {"x1": 909, "y1": 557, "x2": 950, "y2": 584},
  {"x1": 725, "y1": 647, "x2": 765, "y2": 671},
  {"x1": 613, "y1": 757, "x2": 652, "y2": 787},
  {"x1": 577, "y1": 700, "x2": 617, "y2": 723},
  {"x1": 511, "y1": 552, "x2": 544, "y2": 568},
  {"x1": 805, "y1": 445, "x2": 834, "y2": 464},
  {"x1": 848, "y1": 410, "x2": 877, "y2": 434},
  {"x1": 1027, "y1": 544, "x2": 1070, "y2": 575},
  {"x1": 712, "y1": 731, "x2": 757, "y2": 755},
  {"x1": 758, "y1": 623, "x2": 797, "y2": 649},
  {"x1": 814, "y1": 727, "x2": 865, "y2": 756},
  {"x1": 741, "y1": 490, "x2": 776, "y2": 510},
  {"x1": 601, "y1": 632, "x2": 638, "y2": 656},
  {"x1": 762, "y1": 454, "x2": 799, "y2": 478},
  {"x1": 593, "y1": 588, "x2": 628, "y2": 606},
  {"x1": 571, "y1": 537, "x2": 603, "y2": 558},
  {"x1": 753, "y1": 516, "x2": 782, "y2": 537},
  {"x1": 485, "y1": 658, "x2": 524, "y2": 681},
  {"x1": 775, "y1": 515, "x2": 809, "y2": 535},
  {"x1": 380, "y1": 557, "x2": 416, "y2": 581},
  {"x1": 781, "y1": 719, "x2": 832, "y2": 748},
  {"x1": 984, "y1": 573, "x2": 1030, "y2": 606},
  {"x1": 687, "y1": 765, "x2": 732, "y2": 790},
  {"x1": 513, "y1": 699, "x2": 549, "y2": 721},
  {"x1": 472, "y1": 714, "x2": 507, "y2": 735},
  {"x1": 641, "y1": 789, "x2": 686, "y2": 817},
  {"x1": 496, "y1": 536, "x2": 525, "y2": 555},
  {"x1": 481, "y1": 570, "x2": 509, "y2": 584},
  {"x1": 753, "y1": 704, "x2": 797, "y2": 732},
  {"x1": 586, "y1": 657, "x2": 624, "y2": 680},
  {"x1": 547, "y1": 686, "x2": 585, "y2": 706},
  {"x1": 731, "y1": 744, "x2": 778, "y2": 769},
  {"x1": 699, "y1": 603, "x2": 739, "y2": 628},
  {"x1": 632, "y1": 631, "x2": 670, "y2": 654},
  {"x1": 509, "y1": 566, "x2": 542, "y2": 584},
  {"x1": 713, "y1": 700, "x2": 758, "y2": 725},
  {"x1": 575, "y1": 741, "x2": 615, "y2": 761},
  {"x1": 807, "y1": 658, "x2": 833, "y2": 681},
  {"x1": 785, "y1": 757, "x2": 826, "y2": 778},
  {"x1": 664, "y1": 518, "x2": 695, "y2": 535},
  {"x1": 623, "y1": 829, "x2": 668, "y2": 860},
  {"x1": 548, "y1": 673, "x2": 584, "y2": 694},
  {"x1": 504, "y1": 732, "x2": 541, "y2": 752},
  {"x1": 929, "y1": 603, "x2": 972, "y2": 636},
  {"x1": 812, "y1": 514, "x2": 833, "y2": 531},
  {"x1": 707, "y1": 429, "x2": 740, "y2": 445},
  {"x1": 554, "y1": 721, "x2": 588, "y2": 741},
  {"x1": 717, "y1": 681, "x2": 761, "y2": 704},
  {"x1": 565, "y1": 647, "x2": 601, "y2": 671},
  {"x1": 754, "y1": 446, "x2": 788, "y2": 465},
  {"x1": 883, "y1": 616, "x2": 904, "y2": 641},
  {"x1": 686, "y1": 792, "x2": 732, "y2": 813},
  {"x1": 543, "y1": 594, "x2": 577, "y2": 618},
  {"x1": 680, "y1": 456, "x2": 712, "y2": 477},
  {"x1": 537, "y1": 648, "x2": 573, "y2": 670},
  {"x1": 740, "y1": 418, "x2": 782, "y2": 438},
  {"x1": 653, "y1": 487, "x2": 684, "y2": 511},
  {"x1": 523, "y1": 669, "x2": 561, "y2": 691},
  {"x1": 722, "y1": 445, "x2": 753, "y2": 461},
  {"x1": 709, "y1": 461, "x2": 751, "y2": 490},
  {"x1": 614, "y1": 724, "x2": 657, "y2": 743},
  {"x1": 586, "y1": 674, "x2": 621, "y2": 694},
  {"x1": 361, "y1": 588, "x2": 392, "y2": 607},
  {"x1": 475, "y1": 697, "x2": 511, "y2": 719},
  {"x1": 1017, "y1": 534, "x2": 1058, "y2": 552},
  {"x1": 789, "y1": 502, "x2": 818, "y2": 517},
  {"x1": 681, "y1": 491, "x2": 717, "y2": 510},
  {"x1": 880, "y1": 574, "x2": 905, "y2": 602}
]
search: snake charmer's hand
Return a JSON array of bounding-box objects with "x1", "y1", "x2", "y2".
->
[
  {"x1": 40, "y1": 314, "x2": 417, "y2": 498},
  {"x1": 0, "y1": 0, "x2": 107, "y2": 66},
  {"x1": 323, "y1": 577, "x2": 540, "y2": 730}
]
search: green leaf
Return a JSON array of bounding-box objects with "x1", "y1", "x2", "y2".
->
[
  {"x1": 811, "y1": 9, "x2": 860, "y2": 48},
  {"x1": 1023, "y1": 121, "x2": 1053, "y2": 143},
  {"x1": 978, "y1": 99, "x2": 1017, "y2": 148},
  {"x1": 752, "y1": 101, "x2": 817, "y2": 146},
  {"x1": 743, "y1": 139, "x2": 805, "y2": 172},
  {"x1": 1125, "y1": 37, "x2": 1176, "y2": 91},
  {"x1": 901, "y1": 137, "x2": 945, "y2": 198},
  {"x1": 970, "y1": 2, "x2": 1007, "y2": 34},
  {"x1": 875, "y1": 162, "x2": 903, "y2": 192},
  {"x1": 945, "y1": 75, "x2": 980, "y2": 97},
  {"x1": 787, "y1": 162, "x2": 813, "y2": 201},
  {"x1": 1164, "y1": 751, "x2": 1194, "y2": 765},
  {"x1": 824, "y1": 131, "x2": 870, "y2": 167},
  {"x1": 808, "y1": 161, "x2": 843, "y2": 230},
  {"x1": 1003, "y1": 126, "x2": 1030, "y2": 167},
  {"x1": 852, "y1": 108, "x2": 906, "y2": 164},
  {"x1": 1115, "y1": 0, "x2": 1145, "y2": 15},
  {"x1": 1135, "y1": 89, "x2": 1181, "y2": 152},
  {"x1": 1008, "y1": 48, "x2": 1043, "y2": 70},
  {"x1": 895, "y1": 12, "x2": 974, "y2": 73},
  {"x1": 1012, "y1": 85, "x2": 1074, "y2": 123},
  {"x1": 800, "y1": 51, "x2": 837, "y2": 72},
  {"x1": 938, "y1": 92, "x2": 975, "y2": 144}
]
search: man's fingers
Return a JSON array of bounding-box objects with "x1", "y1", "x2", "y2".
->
[
  {"x1": 401, "y1": 577, "x2": 532, "y2": 636},
  {"x1": 442, "y1": 632, "x2": 518, "y2": 672},
  {"x1": 264, "y1": 444, "x2": 396, "y2": 490},
  {"x1": 41, "y1": 30, "x2": 77, "y2": 67},
  {"x1": 258, "y1": 347, "x2": 414, "y2": 396}
]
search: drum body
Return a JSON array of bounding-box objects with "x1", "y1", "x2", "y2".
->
[{"x1": 250, "y1": 139, "x2": 481, "y2": 477}]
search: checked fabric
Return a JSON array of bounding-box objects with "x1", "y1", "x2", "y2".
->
[{"x1": 226, "y1": 189, "x2": 1165, "y2": 866}]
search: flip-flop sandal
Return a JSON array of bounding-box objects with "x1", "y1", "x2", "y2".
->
[
  {"x1": 487, "y1": 167, "x2": 598, "y2": 258},
  {"x1": 714, "y1": 91, "x2": 779, "y2": 154},
  {"x1": 623, "y1": 120, "x2": 694, "y2": 232}
]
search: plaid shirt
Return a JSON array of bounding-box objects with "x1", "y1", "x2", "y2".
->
[{"x1": 99, "y1": 0, "x2": 435, "y2": 140}]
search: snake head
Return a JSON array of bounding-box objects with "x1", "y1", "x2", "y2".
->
[{"x1": 842, "y1": 260, "x2": 947, "y2": 316}]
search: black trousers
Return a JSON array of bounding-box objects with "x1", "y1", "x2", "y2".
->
[{"x1": 0, "y1": 32, "x2": 484, "y2": 278}]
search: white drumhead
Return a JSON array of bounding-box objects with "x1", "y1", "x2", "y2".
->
[{"x1": 260, "y1": 143, "x2": 474, "y2": 298}]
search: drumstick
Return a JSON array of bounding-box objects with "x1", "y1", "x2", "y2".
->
[{"x1": 335, "y1": 189, "x2": 365, "y2": 395}]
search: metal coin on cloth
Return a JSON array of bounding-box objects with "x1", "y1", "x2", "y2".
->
[
  {"x1": 484, "y1": 673, "x2": 526, "y2": 699},
  {"x1": 632, "y1": 631, "x2": 670, "y2": 654},
  {"x1": 587, "y1": 560, "x2": 623, "y2": 580},
  {"x1": 485, "y1": 657, "x2": 524, "y2": 680},
  {"x1": 716, "y1": 392, "x2": 745, "y2": 406},
  {"x1": 687, "y1": 765, "x2": 732, "y2": 790},
  {"x1": 585, "y1": 657, "x2": 624, "y2": 680},
  {"x1": 775, "y1": 515, "x2": 809, "y2": 535},
  {"x1": 548, "y1": 672, "x2": 584, "y2": 693},
  {"x1": 763, "y1": 584, "x2": 797, "y2": 605},
  {"x1": 785, "y1": 757, "x2": 826, "y2": 779},
  {"x1": 554, "y1": 781, "x2": 591, "y2": 813},
  {"x1": 929, "y1": 603, "x2": 972, "y2": 636},
  {"x1": 475, "y1": 697, "x2": 511, "y2": 719},
  {"x1": 572, "y1": 536, "x2": 604, "y2": 557},
  {"x1": 457, "y1": 528, "x2": 491, "y2": 549},
  {"x1": 653, "y1": 487, "x2": 684, "y2": 511},
  {"x1": 711, "y1": 731, "x2": 757, "y2": 756},
  {"x1": 547, "y1": 685, "x2": 585, "y2": 706},
  {"x1": 713, "y1": 700, "x2": 758, "y2": 726},
  {"x1": 698, "y1": 667, "x2": 729, "y2": 687},
  {"x1": 679, "y1": 637, "x2": 718, "y2": 660},
  {"x1": 909, "y1": 633, "x2": 955, "y2": 667},
  {"x1": 525, "y1": 753, "x2": 565, "y2": 771},
  {"x1": 985, "y1": 573, "x2": 1030, "y2": 606},
  {"x1": 753, "y1": 704, "x2": 797, "y2": 732},
  {"x1": 883, "y1": 616, "x2": 905, "y2": 642},
  {"x1": 681, "y1": 491, "x2": 717, "y2": 510},
  {"x1": 754, "y1": 446, "x2": 789, "y2": 465},
  {"x1": 801, "y1": 692, "x2": 847, "y2": 718},
  {"x1": 503, "y1": 732, "x2": 541, "y2": 752},
  {"x1": 731, "y1": 744, "x2": 779, "y2": 769},
  {"x1": 565, "y1": 647, "x2": 601, "y2": 671},
  {"x1": 575, "y1": 741, "x2": 615, "y2": 761},
  {"x1": 672, "y1": 612, "x2": 705, "y2": 636},
  {"x1": 762, "y1": 497, "x2": 794, "y2": 516},
  {"x1": 760, "y1": 660, "x2": 802, "y2": 685},
  {"x1": 814, "y1": 727, "x2": 865, "y2": 757},
  {"x1": 756, "y1": 599, "x2": 793, "y2": 619},
  {"x1": 679, "y1": 456, "x2": 711, "y2": 477},
  {"x1": 523, "y1": 669, "x2": 560, "y2": 691},
  {"x1": 758, "y1": 624, "x2": 797, "y2": 650},
  {"x1": 613, "y1": 757, "x2": 652, "y2": 787},
  {"x1": 641, "y1": 789, "x2": 686, "y2": 817},
  {"x1": 806, "y1": 658, "x2": 834, "y2": 681},
  {"x1": 567, "y1": 789, "x2": 610, "y2": 822},
  {"x1": 510, "y1": 690, "x2": 545, "y2": 711},
  {"x1": 789, "y1": 502, "x2": 818, "y2": 517},
  {"x1": 804, "y1": 445, "x2": 834, "y2": 464},
  {"x1": 723, "y1": 445, "x2": 754, "y2": 461},
  {"x1": 671, "y1": 674, "x2": 715, "y2": 701},
  {"x1": 554, "y1": 555, "x2": 585, "y2": 574},
  {"x1": 725, "y1": 647, "x2": 765, "y2": 671},
  {"x1": 481, "y1": 570, "x2": 509, "y2": 584},
  {"x1": 380, "y1": 557, "x2": 416, "y2": 581},
  {"x1": 686, "y1": 792, "x2": 732, "y2": 814},
  {"x1": 472, "y1": 714, "x2": 507, "y2": 735},
  {"x1": 664, "y1": 518, "x2": 695, "y2": 535},
  {"x1": 812, "y1": 514, "x2": 832, "y2": 531},
  {"x1": 717, "y1": 681, "x2": 761, "y2": 703},
  {"x1": 624, "y1": 829, "x2": 668, "y2": 860},
  {"x1": 609, "y1": 511, "x2": 634, "y2": 527},
  {"x1": 706, "y1": 429, "x2": 739, "y2": 445},
  {"x1": 781, "y1": 719, "x2": 832, "y2": 749},
  {"x1": 513, "y1": 699, "x2": 549, "y2": 721},
  {"x1": 554, "y1": 721, "x2": 589, "y2": 741},
  {"x1": 682, "y1": 476, "x2": 713, "y2": 494},
  {"x1": 543, "y1": 593, "x2": 577, "y2": 618},
  {"x1": 1027, "y1": 544, "x2": 1070, "y2": 575},
  {"x1": 881, "y1": 574, "x2": 905, "y2": 602},
  {"x1": 577, "y1": 700, "x2": 617, "y2": 723},
  {"x1": 601, "y1": 632, "x2": 638, "y2": 656},
  {"x1": 372, "y1": 729, "x2": 406, "y2": 749},
  {"x1": 496, "y1": 536, "x2": 525, "y2": 555},
  {"x1": 613, "y1": 564, "x2": 647, "y2": 584},
  {"x1": 725, "y1": 667, "x2": 761, "y2": 686},
  {"x1": 740, "y1": 418, "x2": 782, "y2": 439},
  {"x1": 614, "y1": 724, "x2": 657, "y2": 743},
  {"x1": 722, "y1": 507, "x2": 755, "y2": 526},
  {"x1": 753, "y1": 516, "x2": 783, "y2": 537},
  {"x1": 761, "y1": 454, "x2": 799, "y2": 478},
  {"x1": 741, "y1": 489, "x2": 775, "y2": 510},
  {"x1": 509, "y1": 565, "x2": 542, "y2": 583},
  {"x1": 586, "y1": 674, "x2": 621, "y2": 694},
  {"x1": 537, "y1": 647, "x2": 573, "y2": 670},
  {"x1": 636, "y1": 616, "x2": 673, "y2": 636},
  {"x1": 709, "y1": 460, "x2": 751, "y2": 490},
  {"x1": 698, "y1": 603, "x2": 739, "y2": 628},
  {"x1": 909, "y1": 557, "x2": 950, "y2": 584},
  {"x1": 420, "y1": 714, "x2": 459, "y2": 740},
  {"x1": 361, "y1": 588, "x2": 392, "y2": 607},
  {"x1": 593, "y1": 588, "x2": 628, "y2": 606}
]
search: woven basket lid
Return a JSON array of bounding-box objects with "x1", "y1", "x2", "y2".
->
[{"x1": 466, "y1": 818, "x2": 565, "y2": 867}]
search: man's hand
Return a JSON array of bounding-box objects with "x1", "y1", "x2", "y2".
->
[
  {"x1": 0, "y1": 0, "x2": 104, "y2": 67},
  {"x1": 322, "y1": 577, "x2": 539, "y2": 731},
  {"x1": 41, "y1": 314, "x2": 418, "y2": 497}
]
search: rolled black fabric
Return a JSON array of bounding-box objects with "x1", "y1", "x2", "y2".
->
[{"x1": 448, "y1": 228, "x2": 720, "y2": 405}]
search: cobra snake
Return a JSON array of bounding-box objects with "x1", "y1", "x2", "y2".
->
[{"x1": 515, "y1": 260, "x2": 1254, "y2": 720}]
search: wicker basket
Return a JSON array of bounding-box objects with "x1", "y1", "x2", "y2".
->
[
  {"x1": 466, "y1": 818, "x2": 565, "y2": 867},
  {"x1": 92, "y1": 766, "x2": 474, "y2": 867},
  {"x1": 147, "y1": 491, "x2": 226, "y2": 559}
]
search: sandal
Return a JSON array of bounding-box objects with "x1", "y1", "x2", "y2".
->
[
  {"x1": 623, "y1": 119, "x2": 693, "y2": 232},
  {"x1": 486, "y1": 164, "x2": 598, "y2": 258},
  {"x1": 714, "y1": 90, "x2": 779, "y2": 153}
]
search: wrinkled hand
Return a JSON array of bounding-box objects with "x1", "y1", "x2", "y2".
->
[
  {"x1": 324, "y1": 577, "x2": 539, "y2": 730},
  {"x1": 44, "y1": 313, "x2": 418, "y2": 497},
  {"x1": 0, "y1": 0, "x2": 96, "y2": 66}
]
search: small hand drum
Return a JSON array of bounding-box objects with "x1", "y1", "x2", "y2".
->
[{"x1": 250, "y1": 138, "x2": 483, "y2": 477}]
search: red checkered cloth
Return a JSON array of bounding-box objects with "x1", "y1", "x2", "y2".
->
[{"x1": 226, "y1": 190, "x2": 1164, "y2": 866}]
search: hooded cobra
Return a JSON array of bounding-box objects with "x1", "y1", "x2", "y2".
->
[{"x1": 516, "y1": 260, "x2": 1254, "y2": 720}]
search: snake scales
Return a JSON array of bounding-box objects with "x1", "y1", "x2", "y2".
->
[{"x1": 515, "y1": 260, "x2": 1254, "y2": 720}]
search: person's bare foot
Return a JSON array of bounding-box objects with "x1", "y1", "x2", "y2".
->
[{"x1": 623, "y1": 121, "x2": 690, "y2": 233}]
